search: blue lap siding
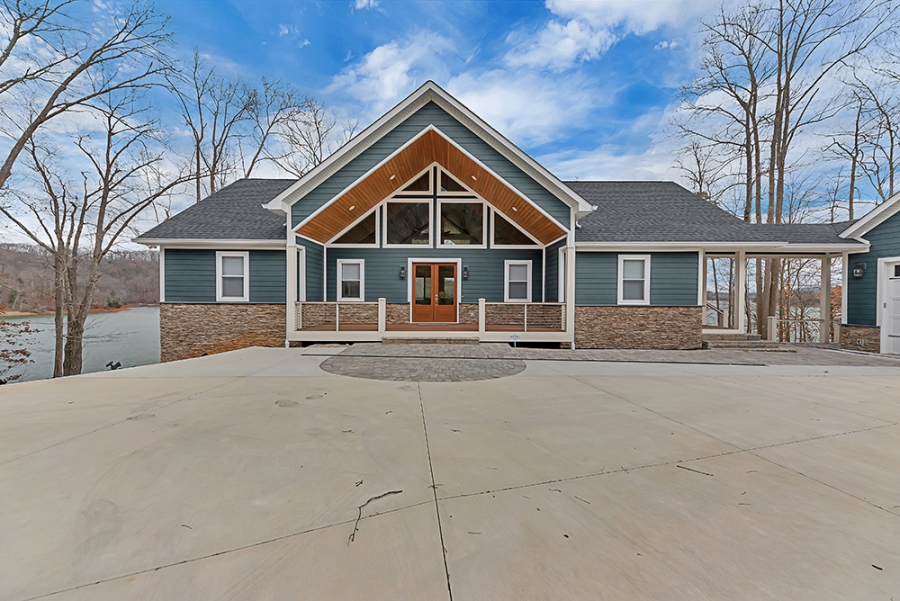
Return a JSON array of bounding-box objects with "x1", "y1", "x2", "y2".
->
[
  {"x1": 291, "y1": 102, "x2": 572, "y2": 230},
  {"x1": 846, "y1": 211, "x2": 900, "y2": 326},
  {"x1": 296, "y1": 236, "x2": 324, "y2": 302},
  {"x1": 325, "y1": 247, "x2": 543, "y2": 304},
  {"x1": 574, "y1": 251, "x2": 699, "y2": 306},
  {"x1": 164, "y1": 249, "x2": 285, "y2": 303}
]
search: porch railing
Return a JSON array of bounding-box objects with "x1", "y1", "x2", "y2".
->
[{"x1": 295, "y1": 299, "x2": 566, "y2": 334}]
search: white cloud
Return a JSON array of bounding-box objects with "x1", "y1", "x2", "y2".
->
[
  {"x1": 654, "y1": 40, "x2": 678, "y2": 50},
  {"x1": 327, "y1": 32, "x2": 456, "y2": 115},
  {"x1": 354, "y1": 0, "x2": 378, "y2": 9},
  {"x1": 447, "y1": 70, "x2": 603, "y2": 147},
  {"x1": 540, "y1": 145, "x2": 680, "y2": 182},
  {"x1": 505, "y1": 0, "x2": 714, "y2": 71},
  {"x1": 299, "y1": 39, "x2": 311, "y2": 48}
]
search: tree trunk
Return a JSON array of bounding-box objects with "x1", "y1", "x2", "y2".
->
[
  {"x1": 53, "y1": 253, "x2": 65, "y2": 378},
  {"x1": 62, "y1": 316, "x2": 85, "y2": 376}
]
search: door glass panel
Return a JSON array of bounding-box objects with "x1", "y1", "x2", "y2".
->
[
  {"x1": 438, "y1": 265, "x2": 455, "y2": 305},
  {"x1": 415, "y1": 265, "x2": 431, "y2": 305}
]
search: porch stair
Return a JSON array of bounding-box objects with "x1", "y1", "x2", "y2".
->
[{"x1": 702, "y1": 332, "x2": 781, "y2": 349}]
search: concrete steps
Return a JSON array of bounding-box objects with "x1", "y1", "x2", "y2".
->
[
  {"x1": 381, "y1": 337, "x2": 480, "y2": 345},
  {"x1": 703, "y1": 340, "x2": 781, "y2": 349}
]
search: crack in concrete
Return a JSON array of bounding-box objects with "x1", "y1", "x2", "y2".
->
[{"x1": 418, "y1": 382, "x2": 454, "y2": 601}]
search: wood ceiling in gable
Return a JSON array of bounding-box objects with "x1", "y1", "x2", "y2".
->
[{"x1": 295, "y1": 129, "x2": 567, "y2": 244}]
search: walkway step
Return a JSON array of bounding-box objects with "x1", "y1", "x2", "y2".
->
[
  {"x1": 702, "y1": 340, "x2": 781, "y2": 349},
  {"x1": 381, "y1": 337, "x2": 481, "y2": 345},
  {"x1": 704, "y1": 333, "x2": 762, "y2": 341}
]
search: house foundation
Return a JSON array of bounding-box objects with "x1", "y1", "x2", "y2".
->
[
  {"x1": 839, "y1": 324, "x2": 880, "y2": 353},
  {"x1": 160, "y1": 303, "x2": 286, "y2": 362},
  {"x1": 574, "y1": 306, "x2": 703, "y2": 350}
]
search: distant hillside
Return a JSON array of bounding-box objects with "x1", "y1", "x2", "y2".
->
[{"x1": 0, "y1": 244, "x2": 159, "y2": 313}]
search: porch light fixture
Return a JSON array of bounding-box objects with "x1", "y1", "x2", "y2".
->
[
  {"x1": 852, "y1": 263, "x2": 866, "y2": 278},
  {"x1": 463, "y1": 266, "x2": 469, "y2": 279},
  {"x1": 399, "y1": 266, "x2": 406, "y2": 279}
]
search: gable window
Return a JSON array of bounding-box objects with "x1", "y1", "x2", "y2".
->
[
  {"x1": 333, "y1": 211, "x2": 377, "y2": 246},
  {"x1": 216, "y1": 251, "x2": 249, "y2": 302},
  {"x1": 504, "y1": 260, "x2": 532, "y2": 302},
  {"x1": 337, "y1": 259, "x2": 364, "y2": 301},
  {"x1": 385, "y1": 201, "x2": 431, "y2": 245},
  {"x1": 440, "y1": 170, "x2": 468, "y2": 192},
  {"x1": 618, "y1": 255, "x2": 650, "y2": 305},
  {"x1": 440, "y1": 202, "x2": 484, "y2": 246},
  {"x1": 402, "y1": 171, "x2": 431, "y2": 192},
  {"x1": 493, "y1": 212, "x2": 537, "y2": 247}
]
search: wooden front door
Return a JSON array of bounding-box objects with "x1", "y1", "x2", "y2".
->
[{"x1": 412, "y1": 263, "x2": 457, "y2": 322}]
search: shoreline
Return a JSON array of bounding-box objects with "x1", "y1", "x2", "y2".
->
[{"x1": 2, "y1": 306, "x2": 155, "y2": 318}]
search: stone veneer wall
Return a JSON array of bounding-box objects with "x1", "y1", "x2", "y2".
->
[
  {"x1": 160, "y1": 303, "x2": 285, "y2": 362},
  {"x1": 574, "y1": 306, "x2": 702, "y2": 350},
  {"x1": 840, "y1": 324, "x2": 880, "y2": 353}
]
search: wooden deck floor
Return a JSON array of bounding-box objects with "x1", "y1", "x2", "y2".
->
[{"x1": 297, "y1": 323, "x2": 563, "y2": 333}]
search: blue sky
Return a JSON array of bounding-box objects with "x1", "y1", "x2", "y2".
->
[{"x1": 157, "y1": 0, "x2": 719, "y2": 182}]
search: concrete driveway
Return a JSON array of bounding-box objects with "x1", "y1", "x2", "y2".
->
[{"x1": 2, "y1": 346, "x2": 900, "y2": 600}]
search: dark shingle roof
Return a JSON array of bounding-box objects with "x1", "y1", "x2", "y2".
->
[
  {"x1": 135, "y1": 179, "x2": 297, "y2": 241},
  {"x1": 566, "y1": 181, "x2": 772, "y2": 243},
  {"x1": 752, "y1": 221, "x2": 857, "y2": 244}
]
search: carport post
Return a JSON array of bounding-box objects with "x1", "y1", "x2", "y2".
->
[
  {"x1": 821, "y1": 256, "x2": 831, "y2": 343},
  {"x1": 735, "y1": 251, "x2": 747, "y2": 333},
  {"x1": 478, "y1": 298, "x2": 486, "y2": 333}
]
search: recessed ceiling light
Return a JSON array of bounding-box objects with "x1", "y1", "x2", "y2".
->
[
  {"x1": 471, "y1": 175, "x2": 477, "y2": 180},
  {"x1": 389, "y1": 175, "x2": 396, "y2": 180},
  {"x1": 349, "y1": 205, "x2": 355, "y2": 211},
  {"x1": 512, "y1": 207, "x2": 518, "y2": 212}
]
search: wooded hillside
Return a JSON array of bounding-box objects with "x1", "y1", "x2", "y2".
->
[{"x1": 0, "y1": 244, "x2": 158, "y2": 313}]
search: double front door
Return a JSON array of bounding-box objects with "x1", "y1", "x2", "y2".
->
[{"x1": 412, "y1": 263, "x2": 457, "y2": 322}]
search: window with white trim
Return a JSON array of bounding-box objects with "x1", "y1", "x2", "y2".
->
[
  {"x1": 504, "y1": 260, "x2": 532, "y2": 302},
  {"x1": 216, "y1": 252, "x2": 249, "y2": 302},
  {"x1": 618, "y1": 255, "x2": 650, "y2": 305},
  {"x1": 337, "y1": 259, "x2": 364, "y2": 301}
]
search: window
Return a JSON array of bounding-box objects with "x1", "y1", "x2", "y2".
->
[
  {"x1": 337, "y1": 259, "x2": 364, "y2": 301},
  {"x1": 333, "y1": 212, "x2": 377, "y2": 246},
  {"x1": 504, "y1": 260, "x2": 532, "y2": 302},
  {"x1": 385, "y1": 202, "x2": 430, "y2": 245},
  {"x1": 440, "y1": 202, "x2": 483, "y2": 246},
  {"x1": 618, "y1": 255, "x2": 650, "y2": 305},
  {"x1": 493, "y1": 212, "x2": 537, "y2": 247},
  {"x1": 440, "y1": 170, "x2": 467, "y2": 192},
  {"x1": 216, "y1": 252, "x2": 249, "y2": 302},
  {"x1": 402, "y1": 171, "x2": 430, "y2": 192}
]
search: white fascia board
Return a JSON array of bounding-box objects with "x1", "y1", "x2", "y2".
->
[
  {"x1": 266, "y1": 81, "x2": 592, "y2": 216},
  {"x1": 575, "y1": 241, "x2": 869, "y2": 253},
  {"x1": 134, "y1": 238, "x2": 286, "y2": 249},
  {"x1": 839, "y1": 191, "x2": 900, "y2": 239}
]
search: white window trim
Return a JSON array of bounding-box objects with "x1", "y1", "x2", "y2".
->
[
  {"x1": 337, "y1": 259, "x2": 365, "y2": 302},
  {"x1": 328, "y1": 208, "x2": 380, "y2": 248},
  {"x1": 618, "y1": 254, "x2": 651, "y2": 306},
  {"x1": 216, "y1": 251, "x2": 250, "y2": 302},
  {"x1": 383, "y1": 198, "x2": 434, "y2": 248},
  {"x1": 504, "y1": 259, "x2": 532, "y2": 303},
  {"x1": 437, "y1": 198, "x2": 487, "y2": 249},
  {"x1": 491, "y1": 208, "x2": 542, "y2": 249}
]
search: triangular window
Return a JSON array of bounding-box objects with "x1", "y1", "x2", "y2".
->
[
  {"x1": 334, "y1": 212, "x2": 376, "y2": 245},
  {"x1": 493, "y1": 213, "x2": 536, "y2": 246},
  {"x1": 440, "y1": 170, "x2": 467, "y2": 192},
  {"x1": 402, "y1": 172, "x2": 430, "y2": 192}
]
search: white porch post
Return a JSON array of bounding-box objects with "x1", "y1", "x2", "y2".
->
[
  {"x1": 286, "y1": 243, "x2": 297, "y2": 346},
  {"x1": 841, "y1": 251, "x2": 849, "y2": 325},
  {"x1": 378, "y1": 298, "x2": 386, "y2": 333},
  {"x1": 735, "y1": 251, "x2": 747, "y2": 333},
  {"x1": 566, "y1": 247, "x2": 576, "y2": 349},
  {"x1": 821, "y1": 256, "x2": 831, "y2": 343},
  {"x1": 478, "y1": 298, "x2": 486, "y2": 334}
]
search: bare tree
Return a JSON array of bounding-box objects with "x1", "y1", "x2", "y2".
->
[
  {"x1": 168, "y1": 51, "x2": 257, "y2": 202},
  {"x1": 0, "y1": 0, "x2": 172, "y2": 192},
  {"x1": 1, "y1": 89, "x2": 189, "y2": 376},
  {"x1": 274, "y1": 98, "x2": 359, "y2": 177},
  {"x1": 240, "y1": 77, "x2": 308, "y2": 178}
]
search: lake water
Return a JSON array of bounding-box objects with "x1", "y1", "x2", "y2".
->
[{"x1": 2, "y1": 306, "x2": 160, "y2": 383}]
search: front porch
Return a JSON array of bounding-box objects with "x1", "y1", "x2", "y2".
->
[{"x1": 290, "y1": 299, "x2": 571, "y2": 343}]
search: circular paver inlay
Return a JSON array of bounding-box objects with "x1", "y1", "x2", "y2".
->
[{"x1": 319, "y1": 355, "x2": 526, "y2": 381}]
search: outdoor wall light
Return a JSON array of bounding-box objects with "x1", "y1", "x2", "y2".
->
[
  {"x1": 852, "y1": 263, "x2": 866, "y2": 278},
  {"x1": 399, "y1": 266, "x2": 406, "y2": 279},
  {"x1": 463, "y1": 266, "x2": 469, "y2": 279}
]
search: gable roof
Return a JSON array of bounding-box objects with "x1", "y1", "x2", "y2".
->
[
  {"x1": 839, "y1": 190, "x2": 900, "y2": 239},
  {"x1": 265, "y1": 81, "x2": 593, "y2": 217},
  {"x1": 296, "y1": 128, "x2": 567, "y2": 245},
  {"x1": 134, "y1": 179, "x2": 296, "y2": 244},
  {"x1": 569, "y1": 181, "x2": 868, "y2": 250}
]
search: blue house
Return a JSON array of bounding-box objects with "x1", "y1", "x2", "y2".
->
[{"x1": 136, "y1": 82, "x2": 882, "y2": 361}]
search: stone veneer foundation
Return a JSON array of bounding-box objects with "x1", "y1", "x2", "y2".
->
[
  {"x1": 574, "y1": 306, "x2": 702, "y2": 350},
  {"x1": 839, "y1": 324, "x2": 880, "y2": 353},
  {"x1": 160, "y1": 303, "x2": 286, "y2": 362}
]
